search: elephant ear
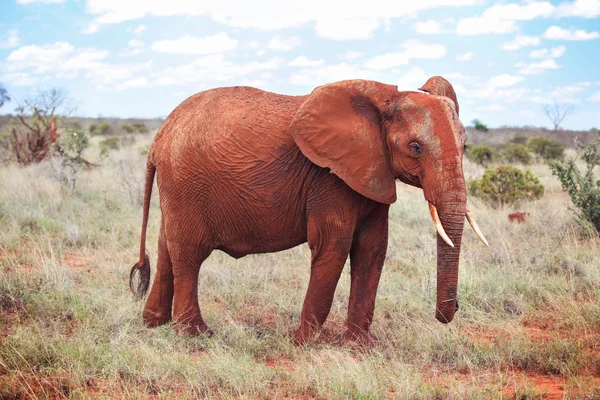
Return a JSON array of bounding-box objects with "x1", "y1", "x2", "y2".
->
[
  {"x1": 419, "y1": 76, "x2": 459, "y2": 116},
  {"x1": 291, "y1": 80, "x2": 398, "y2": 204}
]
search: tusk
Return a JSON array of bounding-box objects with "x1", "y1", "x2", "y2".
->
[
  {"x1": 466, "y1": 207, "x2": 489, "y2": 246},
  {"x1": 428, "y1": 203, "x2": 454, "y2": 248}
]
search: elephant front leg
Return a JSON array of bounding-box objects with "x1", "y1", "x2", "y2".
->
[
  {"x1": 346, "y1": 205, "x2": 389, "y2": 345},
  {"x1": 143, "y1": 220, "x2": 174, "y2": 327},
  {"x1": 295, "y1": 220, "x2": 353, "y2": 345}
]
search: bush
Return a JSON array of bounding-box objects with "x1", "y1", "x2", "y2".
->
[
  {"x1": 500, "y1": 144, "x2": 532, "y2": 165},
  {"x1": 99, "y1": 137, "x2": 120, "y2": 159},
  {"x1": 526, "y1": 136, "x2": 565, "y2": 161},
  {"x1": 472, "y1": 119, "x2": 489, "y2": 132},
  {"x1": 89, "y1": 124, "x2": 97, "y2": 135},
  {"x1": 468, "y1": 165, "x2": 544, "y2": 208},
  {"x1": 122, "y1": 124, "x2": 135, "y2": 134},
  {"x1": 550, "y1": 132, "x2": 600, "y2": 235},
  {"x1": 50, "y1": 129, "x2": 90, "y2": 190},
  {"x1": 96, "y1": 122, "x2": 111, "y2": 136},
  {"x1": 510, "y1": 135, "x2": 528, "y2": 145},
  {"x1": 468, "y1": 145, "x2": 495, "y2": 165},
  {"x1": 132, "y1": 123, "x2": 149, "y2": 133}
]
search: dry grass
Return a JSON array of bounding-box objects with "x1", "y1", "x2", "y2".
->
[{"x1": 0, "y1": 135, "x2": 599, "y2": 399}]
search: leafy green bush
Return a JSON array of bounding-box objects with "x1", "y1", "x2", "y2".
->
[
  {"x1": 88, "y1": 124, "x2": 97, "y2": 135},
  {"x1": 472, "y1": 119, "x2": 489, "y2": 132},
  {"x1": 96, "y1": 122, "x2": 111, "y2": 136},
  {"x1": 526, "y1": 136, "x2": 565, "y2": 161},
  {"x1": 50, "y1": 129, "x2": 90, "y2": 189},
  {"x1": 468, "y1": 165, "x2": 544, "y2": 208},
  {"x1": 122, "y1": 124, "x2": 135, "y2": 133},
  {"x1": 500, "y1": 144, "x2": 532, "y2": 165},
  {"x1": 510, "y1": 135, "x2": 528, "y2": 145},
  {"x1": 99, "y1": 137, "x2": 120, "y2": 158},
  {"x1": 550, "y1": 133, "x2": 600, "y2": 235},
  {"x1": 468, "y1": 145, "x2": 495, "y2": 165},
  {"x1": 132, "y1": 123, "x2": 149, "y2": 133}
]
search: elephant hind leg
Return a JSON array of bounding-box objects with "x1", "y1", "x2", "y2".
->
[
  {"x1": 170, "y1": 241, "x2": 213, "y2": 336},
  {"x1": 143, "y1": 218, "x2": 174, "y2": 327}
]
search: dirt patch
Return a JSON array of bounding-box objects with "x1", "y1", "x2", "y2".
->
[{"x1": 61, "y1": 253, "x2": 91, "y2": 273}]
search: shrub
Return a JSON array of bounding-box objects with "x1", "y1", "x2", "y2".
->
[
  {"x1": 89, "y1": 124, "x2": 97, "y2": 135},
  {"x1": 97, "y1": 122, "x2": 111, "y2": 135},
  {"x1": 50, "y1": 128, "x2": 90, "y2": 190},
  {"x1": 500, "y1": 144, "x2": 532, "y2": 165},
  {"x1": 468, "y1": 145, "x2": 495, "y2": 165},
  {"x1": 132, "y1": 123, "x2": 149, "y2": 133},
  {"x1": 99, "y1": 137, "x2": 120, "y2": 159},
  {"x1": 468, "y1": 165, "x2": 544, "y2": 208},
  {"x1": 510, "y1": 135, "x2": 528, "y2": 145},
  {"x1": 550, "y1": 132, "x2": 600, "y2": 235},
  {"x1": 472, "y1": 119, "x2": 489, "y2": 132},
  {"x1": 122, "y1": 124, "x2": 135, "y2": 133},
  {"x1": 526, "y1": 136, "x2": 565, "y2": 161}
]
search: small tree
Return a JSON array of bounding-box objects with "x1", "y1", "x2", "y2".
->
[
  {"x1": 550, "y1": 132, "x2": 600, "y2": 235},
  {"x1": 468, "y1": 145, "x2": 495, "y2": 165},
  {"x1": 526, "y1": 136, "x2": 565, "y2": 161},
  {"x1": 472, "y1": 119, "x2": 489, "y2": 132},
  {"x1": 0, "y1": 84, "x2": 10, "y2": 109},
  {"x1": 500, "y1": 144, "x2": 532, "y2": 165},
  {"x1": 542, "y1": 102, "x2": 574, "y2": 131},
  {"x1": 10, "y1": 88, "x2": 76, "y2": 164},
  {"x1": 50, "y1": 128, "x2": 90, "y2": 190}
]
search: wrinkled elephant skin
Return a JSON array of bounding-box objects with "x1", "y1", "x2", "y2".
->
[{"x1": 130, "y1": 77, "x2": 470, "y2": 344}]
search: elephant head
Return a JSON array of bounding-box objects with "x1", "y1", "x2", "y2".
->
[{"x1": 290, "y1": 77, "x2": 488, "y2": 324}]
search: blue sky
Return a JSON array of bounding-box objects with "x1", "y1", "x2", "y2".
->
[{"x1": 0, "y1": 0, "x2": 599, "y2": 129}]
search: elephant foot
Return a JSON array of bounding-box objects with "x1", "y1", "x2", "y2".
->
[
  {"x1": 293, "y1": 326, "x2": 321, "y2": 346},
  {"x1": 142, "y1": 309, "x2": 172, "y2": 327},
  {"x1": 344, "y1": 328, "x2": 378, "y2": 347},
  {"x1": 175, "y1": 320, "x2": 214, "y2": 337}
]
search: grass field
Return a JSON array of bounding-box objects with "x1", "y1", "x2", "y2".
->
[{"x1": 1, "y1": 134, "x2": 599, "y2": 399}]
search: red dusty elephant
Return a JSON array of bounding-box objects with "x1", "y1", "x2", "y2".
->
[{"x1": 130, "y1": 77, "x2": 488, "y2": 345}]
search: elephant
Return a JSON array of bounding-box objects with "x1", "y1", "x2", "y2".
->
[{"x1": 129, "y1": 76, "x2": 488, "y2": 345}]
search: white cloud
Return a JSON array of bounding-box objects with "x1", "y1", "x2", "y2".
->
[
  {"x1": 413, "y1": 20, "x2": 445, "y2": 34},
  {"x1": 152, "y1": 33, "x2": 238, "y2": 54},
  {"x1": 117, "y1": 76, "x2": 151, "y2": 90},
  {"x1": 130, "y1": 24, "x2": 147, "y2": 36},
  {"x1": 531, "y1": 81, "x2": 591, "y2": 103},
  {"x1": 82, "y1": 22, "x2": 100, "y2": 34},
  {"x1": 457, "y1": 1, "x2": 554, "y2": 35},
  {"x1": 288, "y1": 56, "x2": 324, "y2": 67},
  {"x1": 478, "y1": 104, "x2": 508, "y2": 111},
  {"x1": 398, "y1": 67, "x2": 429, "y2": 90},
  {"x1": 315, "y1": 18, "x2": 379, "y2": 40},
  {"x1": 4, "y1": 41, "x2": 152, "y2": 88},
  {"x1": 516, "y1": 59, "x2": 561, "y2": 75},
  {"x1": 554, "y1": 0, "x2": 600, "y2": 18},
  {"x1": 502, "y1": 35, "x2": 540, "y2": 51},
  {"x1": 154, "y1": 54, "x2": 285, "y2": 86},
  {"x1": 290, "y1": 63, "x2": 373, "y2": 86},
  {"x1": 488, "y1": 73, "x2": 525, "y2": 88},
  {"x1": 128, "y1": 39, "x2": 144, "y2": 48},
  {"x1": 529, "y1": 45, "x2": 566, "y2": 58},
  {"x1": 338, "y1": 51, "x2": 364, "y2": 60},
  {"x1": 0, "y1": 72, "x2": 38, "y2": 86},
  {"x1": 0, "y1": 30, "x2": 20, "y2": 49},
  {"x1": 588, "y1": 92, "x2": 600, "y2": 102},
  {"x1": 456, "y1": 52, "x2": 474, "y2": 61},
  {"x1": 266, "y1": 36, "x2": 301, "y2": 51},
  {"x1": 543, "y1": 26, "x2": 599, "y2": 40},
  {"x1": 364, "y1": 41, "x2": 446, "y2": 70},
  {"x1": 81, "y1": 0, "x2": 479, "y2": 36}
]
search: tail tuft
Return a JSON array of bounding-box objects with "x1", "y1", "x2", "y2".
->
[{"x1": 129, "y1": 254, "x2": 150, "y2": 301}]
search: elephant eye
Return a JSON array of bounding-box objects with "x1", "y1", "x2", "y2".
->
[{"x1": 409, "y1": 142, "x2": 422, "y2": 156}]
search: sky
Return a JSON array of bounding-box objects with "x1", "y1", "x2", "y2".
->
[{"x1": 0, "y1": 0, "x2": 599, "y2": 130}]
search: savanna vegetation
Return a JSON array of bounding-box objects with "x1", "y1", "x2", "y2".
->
[{"x1": 0, "y1": 100, "x2": 599, "y2": 398}]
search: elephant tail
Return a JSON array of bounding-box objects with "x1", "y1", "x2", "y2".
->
[{"x1": 129, "y1": 161, "x2": 155, "y2": 300}]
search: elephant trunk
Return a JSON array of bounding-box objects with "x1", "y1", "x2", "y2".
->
[{"x1": 434, "y1": 195, "x2": 466, "y2": 324}]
